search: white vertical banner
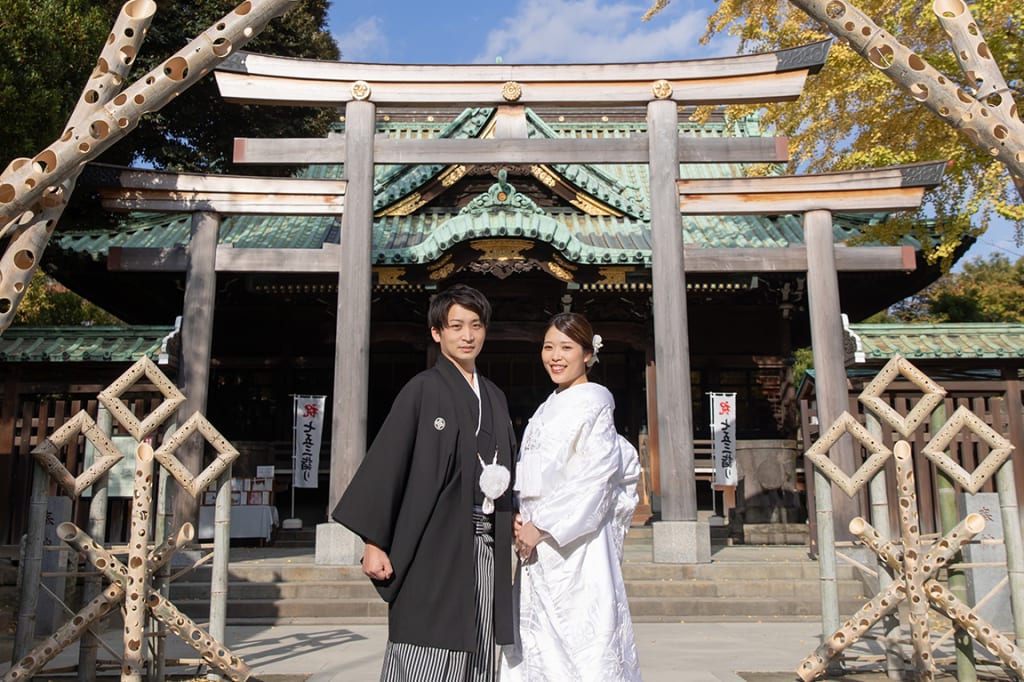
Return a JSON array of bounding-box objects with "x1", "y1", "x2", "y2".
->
[
  {"x1": 709, "y1": 392, "x2": 737, "y2": 487},
  {"x1": 293, "y1": 395, "x2": 326, "y2": 489}
]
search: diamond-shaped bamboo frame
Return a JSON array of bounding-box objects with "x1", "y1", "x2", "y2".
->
[
  {"x1": 31, "y1": 411, "x2": 125, "y2": 498},
  {"x1": 922, "y1": 405, "x2": 1014, "y2": 494},
  {"x1": 154, "y1": 412, "x2": 241, "y2": 498},
  {"x1": 859, "y1": 354, "x2": 946, "y2": 438},
  {"x1": 97, "y1": 356, "x2": 185, "y2": 441},
  {"x1": 805, "y1": 411, "x2": 893, "y2": 497}
]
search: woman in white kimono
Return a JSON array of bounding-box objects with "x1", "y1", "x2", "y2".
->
[{"x1": 500, "y1": 312, "x2": 642, "y2": 682}]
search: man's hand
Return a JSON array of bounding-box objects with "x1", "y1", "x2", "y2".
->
[{"x1": 362, "y1": 542, "x2": 394, "y2": 580}]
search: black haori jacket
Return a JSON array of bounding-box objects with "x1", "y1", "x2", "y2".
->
[{"x1": 332, "y1": 356, "x2": 516, "y2": 651}]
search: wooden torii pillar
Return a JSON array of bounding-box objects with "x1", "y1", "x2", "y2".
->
[
  {"x1": 92, "y1": 166, "x2": 347, "y2": 529},
  {"x1": 214, "y1": 42, "x2": 830, "y2": 564},
  {"x1": 674, "y1": 161, "x2": 946, "y2": 568}
]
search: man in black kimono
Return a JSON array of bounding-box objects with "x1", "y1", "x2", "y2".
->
[{"x1": 333, "y1": 284, "x2": 516, "y2": 681}]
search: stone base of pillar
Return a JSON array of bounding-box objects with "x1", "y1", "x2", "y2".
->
[
  {"x1": 315, "y1": 522, "x2": 364, "y2": 566},
  {"x1": 652, "y1": 520, "x2": 711, "y2": 564}
]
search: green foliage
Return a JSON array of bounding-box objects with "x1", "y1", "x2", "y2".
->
[
  {"x1": 0, "y1": 0, "x2": 111, "y2": 163},
  {"x1": 102, "y1": 0, "x2": 340, "y2": 173},
  {"x1": 791, "y1": 346, "x2": 813, "y2": 387},
  {"x1": 0, "y1": 0, "x2": 340, "y2": 175},
  {"x1": 890, "y1": 253, "x2": 1024, "y2": 322},
  {"x1": 649, "y1": 0, "x2": 1023, "y2": 271},
  {"x1": 13, "y1": 270, "x2": 122, "y2": 326}
]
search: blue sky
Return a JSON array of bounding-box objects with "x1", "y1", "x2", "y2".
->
[
  {"x1": 325, "y1": 0, "x2": 1020, "y2": 268},
  {"x1": 327, "y1": 0, "x2": 732, "y2": 64}
]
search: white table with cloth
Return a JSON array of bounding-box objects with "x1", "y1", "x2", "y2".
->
[{"x1": 198, "y1": 505, "x2": 280, "y2": 543}]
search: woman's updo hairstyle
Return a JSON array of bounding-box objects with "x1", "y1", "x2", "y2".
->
[{"x1": 547, "y1": 312, "x2": 595, "y2": 368}]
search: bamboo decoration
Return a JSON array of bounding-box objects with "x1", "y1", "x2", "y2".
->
[
  {"x1": 799, "y1": 354, "x2": 1024, "y2": 680},
  {"x1": 4, "y1": 583, "x2": 126, "y2": 681},
  {"x1": 923, "y1": 405, "x2": 1014, "y2": 493},
  {"x1": 6, "y1": 358, "x2": 253, "y2": 682},
  {"x1": 123, "y1": 442, "x2": 155, "y2": 681},
  {"x1": 858, "y1": 354, "x2": 946, "y2": 439},
  {"x1": 154, "y1": 412, "x2": 240, "y2": 497},
  {"x1": 31, "y1": 411, "x2": 124, "y2": 497},
  {"x1": 0, "y1": 0, "x2": 156, "y2": 336},
  {"x1": 0, "y1": 0, "x2": 299, "y2": 333},
  {"x1": 789, "y1": 0, "x2": 1024, "y2": 198},
  {"x1": 893, "y1": 440, "x2": 937, "y2": 679},
  {"x1": 97, "y1": 357, "x2": 185, "y2": 441}
]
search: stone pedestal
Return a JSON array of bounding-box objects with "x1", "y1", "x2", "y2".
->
[
  {"x1": 315, "y1": 522, "x2": 364, "y2": 566},
  {"x1": 961, "y1": 492, "x2": 1012, "y2": 633},
  {"x1": 734, "y1": 439, "x2": 801, "y2": 524},
  {"x1": 40, "y1": 496, "x2": 72, "y2": 632},
  {"x1": 652, "y1": 520, "x2": 711, "y2": 563}
]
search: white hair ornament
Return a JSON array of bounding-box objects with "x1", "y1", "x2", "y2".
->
[{"x1": 586, "y1": 334, "x2": 603, "y2": 368}]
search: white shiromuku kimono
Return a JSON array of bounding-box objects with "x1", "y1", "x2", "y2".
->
[{"x1": 500, "y1": 381, "x2": 642, "y2": 682}]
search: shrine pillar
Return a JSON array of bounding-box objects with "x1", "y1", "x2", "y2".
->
[
  {"x1": 804, "y1": 208, "x2": 859, "y2": 546},
  {"x1": 318, "y1": 99, "x2": 376, "y2": 565},
  {"x1": 174, "y1": 210, "x2": 220, "y2": 528},
  {"x1": 647, "y1": 99, "x2": 709, "y2": 563}
]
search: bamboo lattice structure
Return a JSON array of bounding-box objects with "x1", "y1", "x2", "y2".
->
[
  {"x1": 4, "y1": 358, "x2": 246, "y2": 682},
  {"x1": 0, "y1": 0, "x2": 299, "y2": 333},
  {"x1": 798, "y1": 354, "x2": 1024, "y2": 680},
  {"x1": 790, "y1": 0, "x2": 1024, "y2": 199}
]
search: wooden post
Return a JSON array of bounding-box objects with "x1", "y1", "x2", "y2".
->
[
  {"x1": 330, "y1": 99, "x2": 374, "y2": 505},
  {"x1": 320, "y1": 99, "x2": 375, "y2": 565},
  {"x1": 804, "y1": 209, "x2": 858, "y2": 542},
  {"x1": 173, "y1": 211, "x2": 220, "y2": 530},
  {"x1": 648, "y1": 99, "x2": 695, "y2": 522},
  {"x1": 11, "y1": 461, "x2": 48, "y2": 663},
  {"x1": 648, "y1": 99, "x2": 707, "y2": 563}
]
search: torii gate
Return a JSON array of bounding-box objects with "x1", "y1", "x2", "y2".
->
[{"x1": 201, "y1": 42, "x2": 942, "y2": 564}]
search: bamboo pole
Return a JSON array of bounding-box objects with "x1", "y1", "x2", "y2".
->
[
  {"x1": 994, "y1": 458, "x2": 1024, "y2": 645},
  {"x1": 892, "y1": 440, "x2": 936, "y2": 680},
  {"x1": 925, "y1": 581, "x2": 1024, "y2": 674},
  {"x1": 0, "y1": 0, "x2": 157, "y2": 338},
  {"x1": 145, "y1": 591, "x2": 250, "y2": 681},
  {"x1": 0, "y1": 0, "x2": 299, "y2": 332},
  {"x1": 930, "y1": 404, "x2": 976, "y2": 680},
  {"x1": 865, "y1": 411, "x2": 905, "y2": 679},
  {"x1": 788, "y1": 0, "x2": 1024, "y2": 199},
  {"x1": 122, "y1": 442, "x2": 155, "y2": 682},
  {"x1": 4, "y1": 584, "x2": 126, "y2": 681},
  {"x1": 79, "y1": 406, "x2": 114, "y2": 682},
  {"x1": 207, "y1": 467, "x2": 232, "y2": 682}
]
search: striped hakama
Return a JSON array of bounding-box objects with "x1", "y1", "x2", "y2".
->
[{"x1": 380, "y1": 511, "x2": 496, "y2": 682}]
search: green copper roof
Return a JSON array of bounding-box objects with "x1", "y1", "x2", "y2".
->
[
  {"x1": 848, "y1": 323, "x2": 1024, "y2": 361},
  {"x1": 51, "y1": 107, "x2": 911, "y2": 266},
  {"x1": 0, "y1": 325, "x2": 179, "y2": 363}
]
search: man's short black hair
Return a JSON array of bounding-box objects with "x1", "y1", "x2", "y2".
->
[{"x1": 428, "y1": 284, "x2": 492, "y2": 330}]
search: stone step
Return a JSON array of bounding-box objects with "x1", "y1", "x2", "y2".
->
[
  {"x1": 170, "y1": 574, "x2": 863, "y2": 603},
  {"x1": 174, "y1": 590, "x2": 865, "y2": 623},
  {"x1": 169, "y1": 543, "x2": 868, "y2": 623}
]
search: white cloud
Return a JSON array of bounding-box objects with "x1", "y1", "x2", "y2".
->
[
  {"x1": 474, "y1": 0, "x2": 729, "y2": 64},
  {"x1": 334, "y1": 16, "x2": 387, "y2": 62}
]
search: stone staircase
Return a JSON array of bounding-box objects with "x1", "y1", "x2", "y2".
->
[{"x1": 169, "y1": 527, "x2": 870, "y2": 624}]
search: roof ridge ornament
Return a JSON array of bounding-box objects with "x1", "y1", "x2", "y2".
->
[{"x1": 459, "y1": 169, "x2": 545, "y2": 216}]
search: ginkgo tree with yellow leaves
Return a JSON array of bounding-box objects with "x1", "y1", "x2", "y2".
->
[{"x1": 646, "y1": 0, "x2": 1023, "y2": 270}]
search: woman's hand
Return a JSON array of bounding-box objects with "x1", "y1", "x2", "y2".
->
[{"x1": 514, "y1": 520, "x2": 546, "y2": 561}]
